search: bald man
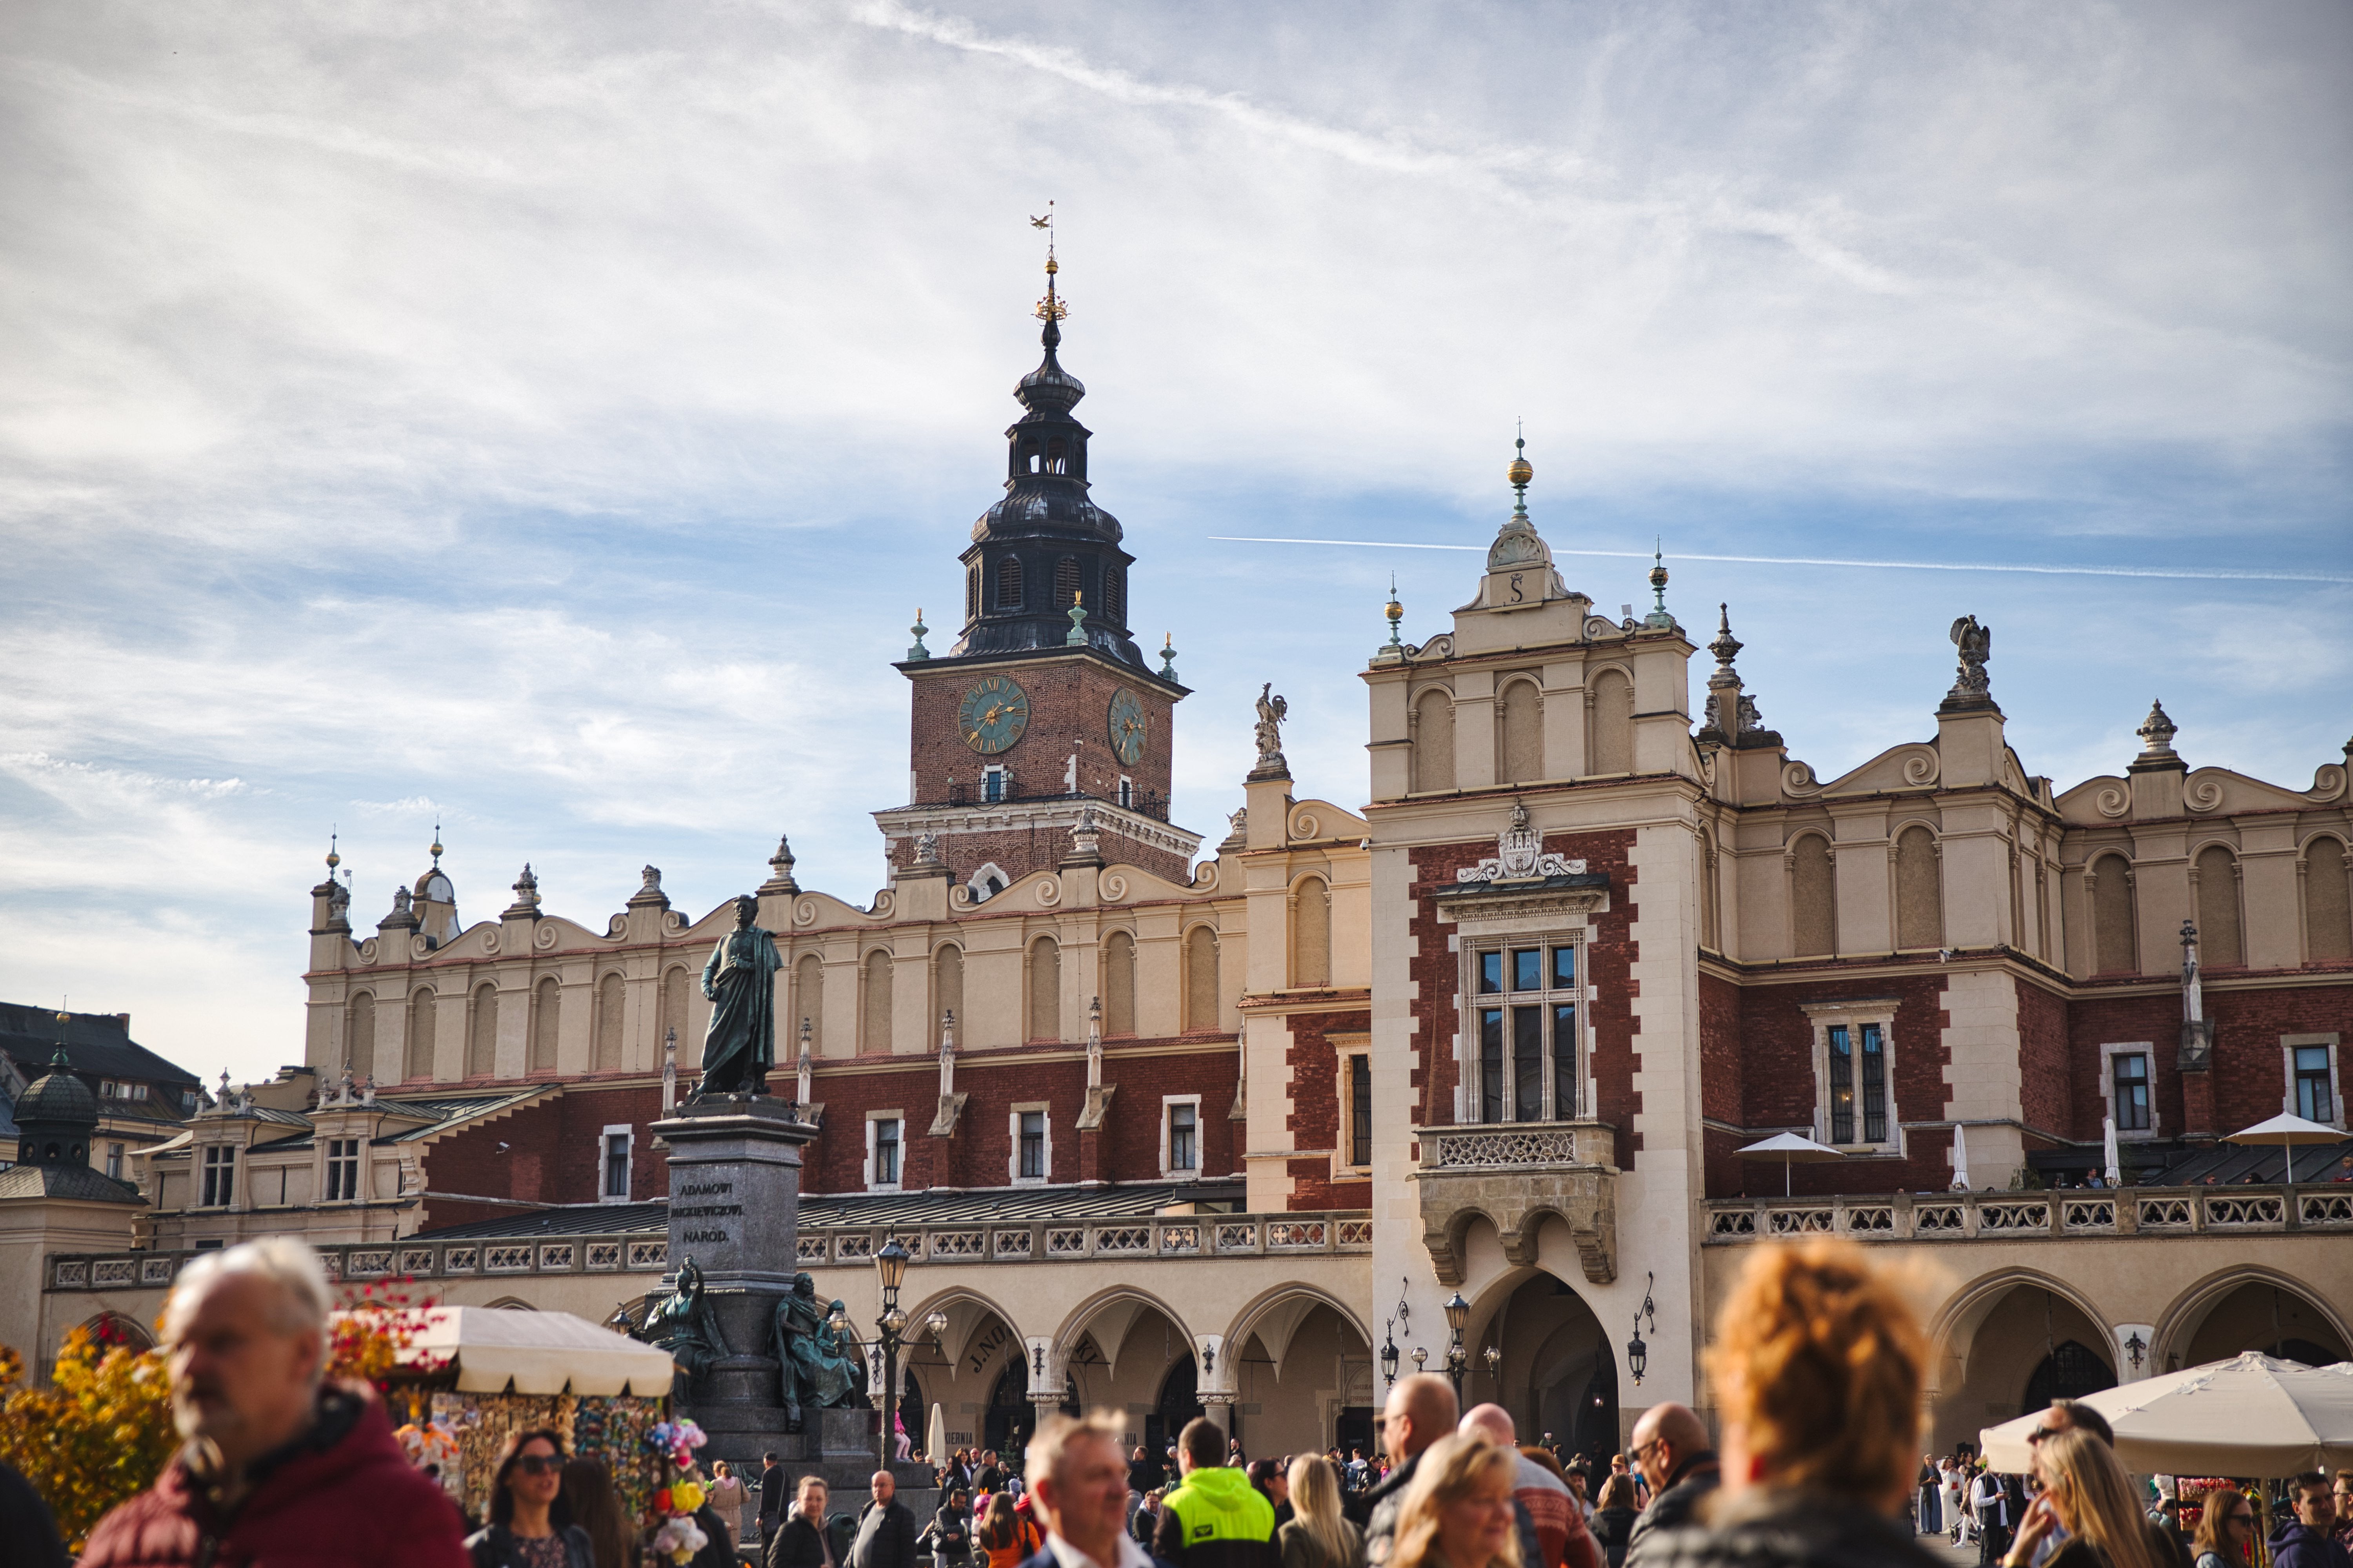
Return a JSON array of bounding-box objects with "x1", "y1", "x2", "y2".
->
[
  {"x1": 1355, "y1": 1373, "x2": 1457, "y2": 1564},
  {"x1": 1621, "y1": 1403, "x2": 1718, "y2": 1565},
  {"x1": 1462, "y1": 1404, "x2": 1602, "y2": 1568}
]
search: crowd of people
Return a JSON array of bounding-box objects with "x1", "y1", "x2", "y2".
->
[{"x1": 5, "y1": 1234, "x2": 2350, "y2": 1568}]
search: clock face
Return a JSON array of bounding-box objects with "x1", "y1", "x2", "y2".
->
[
  {"x1": 1107, "y1": 688, "x2": 1148, "y2": 766},
  {"x1": 958, "y1": 675, "x2": 1029, "y2": 755}
]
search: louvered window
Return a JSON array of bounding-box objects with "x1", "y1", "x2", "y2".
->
[
  {"x1": 1055, "y1": 557, "x2": 1082, "y2": 607},
  {"x1": 996, "y1": 557, "x2": 1024, "y2": 610},
  {"x1": 966, "y1": 565, "x2": 980, "y2": 620},
  {"x1": 1104, "y1": 566, "x2": 1125, "y2": 625}
]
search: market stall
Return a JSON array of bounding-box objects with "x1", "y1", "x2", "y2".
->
[{"x1": 353, "y1": 1306, "x2": 681, "y2": 1527}]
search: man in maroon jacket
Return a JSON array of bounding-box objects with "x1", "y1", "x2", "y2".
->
[{"x1": 80, "y1": 1236, "x2": 468, "y2": 1568}]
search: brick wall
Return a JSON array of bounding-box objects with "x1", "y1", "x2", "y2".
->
[
  {"x1": 902, "y1": 653, "x2": 1179, "y2": 883},
  {"x1": 2017, "y1": 979, "x2": 2072, "y2": 1146},
  {"x1": 1698, "y1": 971, "x2": 1744, "y2": 1196},
  {"x1": 1281, "y1": 1006, "x2": 1373, "y2": 1209},
  {"x1": 417, "y1": 1083, "x2": 669, "y2": 1227},
  {"x1": 1407, "y1": 828, "x2": 1642, "y2": 1168},
  {"x1": 800, "y1": 1041, "x2": 1240, "y2": 1193},
  {"x1": 890, "y1": 821, "x2": 1189, "y2": 888},
  {"x1": 2063, "y1": 981, "x2": 2353, "y2": 1142},
  {"x1": 1716, "y1": 972, "x2": 1953, "y2": 1197}
]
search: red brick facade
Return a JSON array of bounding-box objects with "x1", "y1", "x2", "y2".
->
[
  {"x1": 2066, "y1": 979, "x2": 2353, "y2": 1145},
  {"x1": 1407, "y1": 829, "x2": 1643, "y2": 1168},
  {"x1": 795, "y1": 1040, "x2": 1240, "y2": 1193},
  {"x1": 1277, "y1": 1004, "x2": 1374, "y2": 1210},
  {"x1": 418, "y1": 1082, "x2": 671, "y2": 1229}
]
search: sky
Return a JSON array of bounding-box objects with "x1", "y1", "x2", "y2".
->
[{"x1": 2, "y1": 1, "x2": 2348, "y2": 1087}]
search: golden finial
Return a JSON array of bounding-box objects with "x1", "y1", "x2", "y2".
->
[
  {"x1": 325, "y1": 828, "x2": 340, "y2": 871},
  {"x1": 1507, "y1": 419, "x2": 1533, "y2": 491},
  {"x1": 1032, "y1": 201, "x2": 1067, "y2": 322},
  {"x1": 1385, "y1": 574, "x2": 1404, "y2": 647},
  {"x1": 430, "y1": 821, "x2": 444, "y2": 865}
]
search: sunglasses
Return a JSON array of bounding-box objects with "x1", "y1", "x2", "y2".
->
[
  {"x1": 511, "y1": 1455, "x2": 561, "y2": 1477},
  {"x1": 2025, "y1": 1427, "x2": 2061, "y2": 1445}
]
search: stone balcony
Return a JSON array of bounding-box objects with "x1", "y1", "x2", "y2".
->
[
  {"x1": 45, "y1": 1210, "x2": 1375, "y2": 1295},
  {"x1": 1702, "y1": 1185, "x2": 2353, "y2": 1245},
  {"x1": 1413, "y1": 1120, "x2": 1619, "y2": 1287}
]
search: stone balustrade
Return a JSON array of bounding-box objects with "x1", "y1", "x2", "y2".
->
[
  {"x1": 46, "y1": 1210, "x2": 1375, "y2": 1293},
  {"x1": 1702, "y1": 1185, "x2": 2353, "y2": 1244}
]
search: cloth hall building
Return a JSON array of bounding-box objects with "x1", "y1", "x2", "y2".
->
[{"x1": 13, "y1": 285, "x2": 2353, "y2": 1463}]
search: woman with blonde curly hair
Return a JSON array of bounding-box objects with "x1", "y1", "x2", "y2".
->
[
  {"x1": 1389, "y1": 1433, "x2": 1520, "y2": 1568},
  {"x1": 1634, "y1": 1238, "x2": 1946, "y2": 1568}
]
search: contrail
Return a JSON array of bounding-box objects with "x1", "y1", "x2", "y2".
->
[{"x1": 1206, "y1": 537, "x2": 2352, "y2": 587}]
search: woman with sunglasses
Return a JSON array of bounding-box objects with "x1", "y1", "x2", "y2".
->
[
  {"x1": 467, "y1": 1429, "x2": 595, "y2": 1568},
  {"x1": 2188, "y1": 1490, "x2": 2255, "y2": 1568}
]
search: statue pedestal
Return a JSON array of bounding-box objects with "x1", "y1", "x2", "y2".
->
[{"x1": 649, "y1": 1096, "x2": 935, "y2": 1512}]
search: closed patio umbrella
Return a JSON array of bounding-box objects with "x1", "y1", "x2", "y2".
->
[{"x1": 1735, "y1": 1131, "x2": 1844, "y2": 1197}]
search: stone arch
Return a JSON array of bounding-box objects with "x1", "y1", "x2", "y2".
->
[
  {"x1": 529, "y1": 976, "x2": 560, "y2": 1074},
  {"x1": 1289, "y1": 874, "x2": 1332, "y2": 987},
  {"x1": 1587, "y1": 667, "x2": 1633, "y2": 776},
  {"x1": 1893, "y1": 823, "x2": 1942, "y2": 951},
  {"x1": 1497, "y1": 676, "x2": 1543, "y2": 786},
  {"x1": 659, "y1": 965, "x2": 691, "y2": 1057},
  {"x1": 2090, "y1": 850, "x2": 2137, "y2": 974},
  {"x1": 2150, "y1": 1265, "x2": 2353, "y2": 1374},
  {"x1": 1413, "y1": 687, "x2": 1456, "y2": 792},
  {"x1": 484, "y1": 1297, "x2": 537, "y2": 1311},
  {"x1": 860, "y1": 947, "x2": 894, "y2": 1054},
  {"x1": 466, "y1": 981, "x2": 498, "y2": 1077},
  {"x1": 932, "y1": 943, "x2": 964, "y2": 1043},
  {"x1": 2191, "y1": 841, "x2": 2245, "y2": 967},
  {"x1": 1698, "y1": 830, "x2": 1720, "y2": 952},
  {"x1": 345, "y1": 991, "x2": 376, "y2": 1081},
  {"x1": 794, "y1": 952, "x2": 824, "y2": 1053},
  {"x1": 901, "y1": 1284, "x2": 1028, "y2": 1372},
  {"x1": 1789, "y1": 831, "x2": 1837, "y2": 958},
  {"x1": 1223, "y1": 1282, "x2": 1372, "y2": 1371},
  {"x1": 1925, "y1": 1267, "x2": 2116, "y2": 1444},
  {"x1": 405, "y1": 985, "x2": 438, "y2": 1081},
  {"x1": 1101, "y1": 930, "x2": 1136, "y2": 1036},
  {"x1": 2300, "y1": 832, "x2": 2352, "y2": 961},
  {"x1": 594, "y1": 972, "x2": 626, "y2": 1071},
  {"x1": 1929, "y1": 1267, "x2": 2114, "y2": 1384},
  {"x1": 1455, "y1": 1262, "x2": 1619, "y2": 1459},
  {"x1": 81, "y1": 1310, "x2": 155, "y2": 1351},
  {"x1": 1027, "y1": 935, "x2": 1061, "y2": 1042},
  {"x1": 1183, "y1": 925, "x2": 1220, "y2": 1033},
  {"x1": 1053, "y1": 1285, "x2": 1195, "y2": 1404}
]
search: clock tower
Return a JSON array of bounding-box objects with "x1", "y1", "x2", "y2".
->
[{"x1": 876, "y1": 249, "x2": 1198, "y2": 892}]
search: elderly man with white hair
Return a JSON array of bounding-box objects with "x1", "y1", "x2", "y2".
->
[{"x1": 79, "y1": 1236, "x2": 467, "y2": 1568}]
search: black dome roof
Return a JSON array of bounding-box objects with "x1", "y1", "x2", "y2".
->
[{"x1": 16, "y1": 1061, "x2": 97, "y2": 1128}]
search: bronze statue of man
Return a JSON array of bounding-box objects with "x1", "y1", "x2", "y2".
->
[{"x1": 700, "y1": 894, "x2": 782, "y2": 1096}]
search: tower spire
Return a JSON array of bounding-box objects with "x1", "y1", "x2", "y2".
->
[{"x1": 1031, "y1": 201, "x2": 1066, "y2": 331}]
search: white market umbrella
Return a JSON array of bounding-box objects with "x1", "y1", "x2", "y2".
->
[
  {"x1": 1952, "y1": 1123, "x2": 1971, "y2": 1192},
  {"x1": 2103, "y1": 1116, "x2": 2121, "y2": 1185},
  {"x1": 928, "y1": 1402, "x2": 947, "y2": 1468},
  {"x1": 1736, "y1": 1132, "x2": 1844, "y2": 1197},
  {"x1": 2225, "y1": 1112, "x2": 2345, "y2": 1185},
  {"x1": 1981, "y1": 1352, "x2": 2353, "y2": 1476}
]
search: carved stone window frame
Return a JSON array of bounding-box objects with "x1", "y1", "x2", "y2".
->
[
  {"x1": 864, "y1": 1109, "x2": 905, "y2": 1193},
  {"x1": 1330, "y1": 1034, "x2": 1373, "y2": 1174},
  {"x1": 1800, "y1": 997, "x2": 1903, "y2": 1156},
  {"x1": 1159, "y1": 1094, "x2": 1203, "y2": 1179},
  {"x1": 2097, "y1": 1043, "x2": 2160, "y2": 1141},
  {"x1": 2282, "y1": 1033, "x2": 2344, "y2": 1129},
  {"x1": 1009, "y1": 1102, "x2": 1052, "y2": 1186},
  {"x1": 599, "y1": 1123, "x2": 634, "y2": 1203}
]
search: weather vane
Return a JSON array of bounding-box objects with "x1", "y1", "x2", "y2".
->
[{"x1": 1030, "y1": 200, "x2": 1067, "y2": 322}]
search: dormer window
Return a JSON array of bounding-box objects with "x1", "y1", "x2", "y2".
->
[
  {"x1": 200, "y1": 1145, "x2": 236, "y2": 1207},
  {"x1": 325, "y1": 1138, "x2": 361, "y2": 1201}
]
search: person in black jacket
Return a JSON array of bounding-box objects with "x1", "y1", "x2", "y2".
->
[
  {"x1": 930, "y1": 1488, "x2": 974, "y2": 1566},
  {"x1": 770, "y1": 1477, "x2": 836, "y2": 1568},
  {"x1": 759, "y1": 1454, "x2": 789, "y2": 1550},
  {"x1": 850, "y1": 1471, "x2": 920, "y2": 1568},
  {"x1": 0, "y1": 1457, "x2": 68, "y2": 1568}
]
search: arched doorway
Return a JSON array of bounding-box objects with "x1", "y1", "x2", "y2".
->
[
  {"x1": 983, "y1": 1365, "x2": 1077, "y2": 1455},
  {"x1": 2175, "y1": 1281, "x2": 2350, "y2": 1370},
  {"x1": 1143, "y1": 1355, "x2": 1205, "y2": 1486},
  {"x1": 2022, "y1": 1341, "x2": 2115, "y2": 1413},
  {"x1": 1467, "y1": 1272, "x2": 1616, "y2": 1464},
  {"x1": 1224, "y1": 1295, "x2": 1375, "y2": 1460}
]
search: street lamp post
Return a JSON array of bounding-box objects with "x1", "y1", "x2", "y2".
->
[
  {"x1": 1482, "y1": 1344, "x2": 1502, "y2": 1386},
  {"x1": 1442, "y1": 1292, "x2": 1469, "y2": 1400},
  {"x1": 873, "y1": 1236, "x2": 911, "y2": 1475}
]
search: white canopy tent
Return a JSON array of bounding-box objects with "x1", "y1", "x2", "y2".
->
[
  {"x1": 1735, "y1": 1132, "x2": 1844, "y2": 1196},
  {"x1": 349, "y1": 1306, "x2": 682, "y2": 1396},
  {"x1": 1980, "y1": 1352, "x2": 2353, "y2": 1476}
]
